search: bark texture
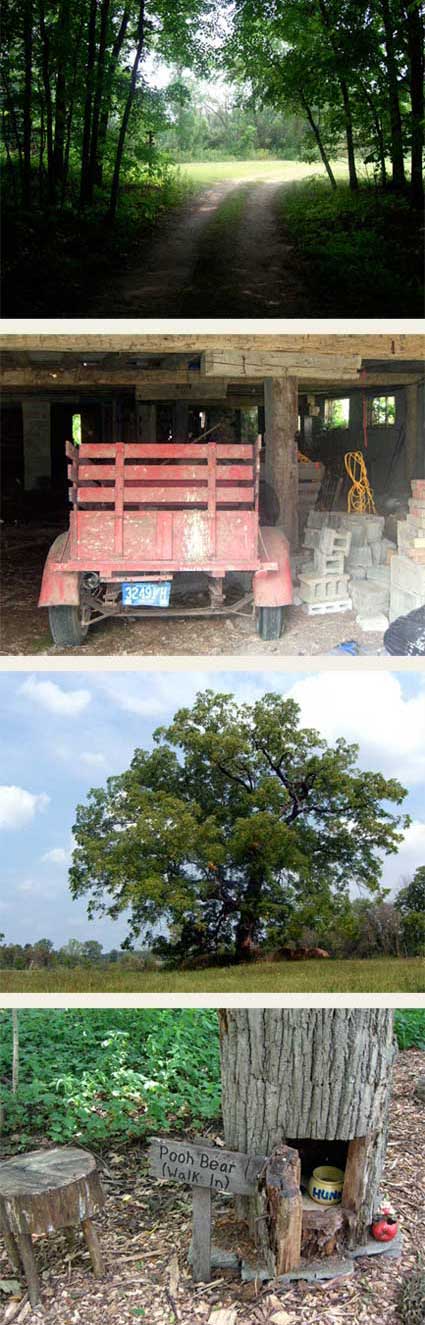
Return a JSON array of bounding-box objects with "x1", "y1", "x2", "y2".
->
[
  {"x1": 264, "y1": 376, "x2": 299, "y2": 548},
  {"x1": 219, "y1": 1010, "x2": 395, "y2": 1246}
]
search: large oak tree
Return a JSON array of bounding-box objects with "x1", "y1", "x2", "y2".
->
[{"x1": 69, "y1": 690, "x2": 408, "y2": 963}]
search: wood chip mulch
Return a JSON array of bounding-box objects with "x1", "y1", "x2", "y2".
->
[{"x1": 1, "y1": 1049, "x2": 424, "y2": 1325}]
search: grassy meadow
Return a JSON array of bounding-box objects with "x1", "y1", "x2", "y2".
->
[
  {"x1": 0, "y1": 956, "x2": 423, "y2": 994},
  {"x1": 176, "y1": 157, "x2": 352, "y2": 185}
]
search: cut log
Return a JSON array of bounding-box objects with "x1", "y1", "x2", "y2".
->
[
  {"x1": 0, "y1": 1147, "x2": 105, "y2": 1307},
  {"x1": 254, "y1": 1145, "x2": 302, "y2": 1277}
]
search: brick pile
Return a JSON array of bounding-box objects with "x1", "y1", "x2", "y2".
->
[{"x1": 390, "y1": 479, "x2": 425, "y2": 620}]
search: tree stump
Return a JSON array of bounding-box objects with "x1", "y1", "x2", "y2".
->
[{"x1": 0, "y1": 1146, "x2": 105, "y2": 1307}]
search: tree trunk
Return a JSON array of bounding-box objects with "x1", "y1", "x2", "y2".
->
[
  {"x1": 301, "y1": 96, "x2": 337, "y2": 189},
  {"x1": 95, "y1": 5, "x2": 130, "y2": 186},
  {"x1": 80, "y1": 0, "x2": 98, "y2": 207},
  {"x1": 403, "y1": 0, "x2": 424, "y2": 206},
  {"x1": 340, "y1": 78, "x2": 358, "y2": 190},
  {"x1": 219, "y1": 1010, "x2": 395, "y2": 1247},
  {"x1": 381, "y1": 0, "x2": 406, "y2": 189},
  {"x1": 362, "y1": 84, "x2": 387, "y2": 186},
  {"x1": 264, "y1": 375, "x2": 299, "y2": 548},
  {"x1": 23, "y1": 0, "x2": 33, "y2": 206},
  {"x1": 12, "y1": 1010, "x2": 19, "y2": 1094},
  {"x1": 108, "y1": 0, "x2": 145, "y2": 222},
  {"x1": 87, "y1": 0, "x2": 111, "y2": 201},
  {"x1": 53, "y1": 0, "x2": 71, "y2": 186},
  {"x1": 38, "y1": 0, "x2": 55, "y2": 196}
]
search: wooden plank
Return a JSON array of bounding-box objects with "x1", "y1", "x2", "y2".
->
[
  {"x1": 202, "y1": 349, "x2": 363, "y2": 380},
  {"x1": 256, "y1": 1145, "x2": 302, "y2": 1277},
  {"x1": 148, "y1": 1138, "x2": 266, "y2": 1195},
  {"x1": 192, "y1": 1187, "x2": 212, "y2": 1283},
  {"x1": 76, "y1": 485, "x2": 255, "y2": 505},
  {"x1": 3, "y1": 334, "x2": 423, "y2": 358}
]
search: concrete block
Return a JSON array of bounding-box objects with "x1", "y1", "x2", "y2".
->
[
  {"x1": 303, "y1": 598, "x2": 352, "y2": 616},
  {"x1": 390, "y1": 554, "x2": 425, "y2": 595},
  {"x1": 337, "y1": 514, "x2": 367, "y2": 546},
  {"x1": 380, "y1": 538, "x2": 397, "y2": 563},
  {"x1": 362, "y1": 515, "x2": 385, "y2": 543},
  {"x1": 346, "y1": 545, "x2": 373, "y2": 569},
  {"x1": 314, "y1": 549, "x2": 345, "y2": 576},
  {"x1": 303, "y1": 528, "x2": 323, "y2": 550},
  {"x1": 409, "y1": 500, "x2": 425, "y2": 517},
  {"x1": 367, "y1": 565, "x2": 391, "y2": 586},
  {"x1": 350, "y1": 580, "x2": 390, "y2": 614},
  {"x1": 389, "y1": 586, "x2": 425, "y2": 621},
  {"x1": 242, "y1": 1255, "x2": 355, "y2": 1284},
  {"x1": 306, "y1": 511, "x2": 327, "y2": 529},
  {"x1": 357, "y1": 614, "x2": 389, "y2": 632},
  {"x1": 318, "y1": 527, "x2": 352, "y2": 556},
  {"x1": 299, "y1": 572, "x2": 350, "y2": 603}
]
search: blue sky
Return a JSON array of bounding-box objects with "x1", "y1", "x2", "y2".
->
[{"x1": 0, "y1": 669, "x2": 424, "y2": 949}]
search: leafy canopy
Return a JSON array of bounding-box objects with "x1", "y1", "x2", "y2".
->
[{"x1": 70, "y1": 690, "x2": 408, "y2": 961}]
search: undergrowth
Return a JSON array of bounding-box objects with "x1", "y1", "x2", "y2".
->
[{"x1": 276, "y1": 179, "x2": 424, "y2": 316}]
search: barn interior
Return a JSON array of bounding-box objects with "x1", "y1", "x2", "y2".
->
[{"x1": 1, "y1": 333, "x2": 424, "y2": 656}]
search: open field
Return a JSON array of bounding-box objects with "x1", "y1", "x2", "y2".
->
[
  {"x1": 0, "y1": 956, "x2": 423, "y2": 994},
  {"x1": 176, "y1": 156, "x2": 352, "y2": 184}
]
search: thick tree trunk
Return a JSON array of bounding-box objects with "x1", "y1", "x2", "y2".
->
[
  {"x1": 219, "y1": 1010, "x2": 395, "y2": 1248},
  {"x1": 301, "y1": 96, "x2": 337, "y2": 189},
  {"x1": 264, "y1": 376, "x2": 299, "y2": 548},
  {"x1": 403, "y1": 0, "x2": 424, "y2": 206},
  {"x1": 381, "y1": 0, "x2": 406, "y2": 189},
  {"x1": 108, "y1": 0, "x2": 145, "y2": 222}
]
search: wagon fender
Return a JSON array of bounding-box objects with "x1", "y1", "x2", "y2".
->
[
  {"x1": 38, "y1": 533, "x2": 80, "y2": 607},
  {"x1": 253, "y1": 526, "x2": 292, "y2": 607}
]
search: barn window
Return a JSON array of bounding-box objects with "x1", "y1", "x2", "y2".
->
[
  {"x1": 323, "y1": 398, "x2": 350, "y2": 429},
  {"x1": 367, "y1": 396, "x2": 396, "y2": 426},
  {"x1": 72, "y1": 413, "x2": 82, "y2": 446}
]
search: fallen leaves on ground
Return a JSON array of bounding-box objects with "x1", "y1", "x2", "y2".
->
[{"x1": 0, "y1": 1050, "x2": 423, "y2": 1325}]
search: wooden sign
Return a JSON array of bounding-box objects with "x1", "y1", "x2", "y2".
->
[{"x1": 148, "y1": 1137, "x2": 266, "y2": 1283}]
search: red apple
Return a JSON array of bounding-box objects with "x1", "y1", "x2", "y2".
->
[{"x1": 371, "y1": 1217, "x2": 398, "y2": 1242}]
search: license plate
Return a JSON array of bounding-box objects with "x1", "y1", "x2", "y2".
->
[{"x1": 122, "y1": 581, "x2": 171, "y2": 607}]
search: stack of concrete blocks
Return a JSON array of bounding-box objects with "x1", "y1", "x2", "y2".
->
[
  {"x1": 299, "y1": 522, "x2": 352, "y2": 615},
  {"x1": 390, "y1": 479, "x2": 425, "y2": 620},
  {"x1": 300, "y1": 511, "x2": 395, "y2": 628},
  {"x1": 298, "y1": 461, "x2": 325, "y2": 542}
]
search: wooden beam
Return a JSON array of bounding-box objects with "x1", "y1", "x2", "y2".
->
[
  {"x1": 202, "y1": 349, "x2": 363, "y2": 381},
  {"x1": 1, "y1": 334, "x2": 423, "y2": 359},
  {"x1": 264, "y1": 376, "x2": 299, "y2": 548},
  {"x1": 405, "y1": 382, "x2": 419, "y2": 478}
]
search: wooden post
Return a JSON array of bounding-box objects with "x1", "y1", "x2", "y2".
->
[
  {"x1": 15, "y1": 1216, "x2": 42, "y2": 1308},
  {"x1": 81, "y1": 1216, "x2": 105, "y2": 1277},
  {"x1": 405, "y1": 383, "x2": 419, "y2": 480},
  {"x1": 137, "y1": 400, "x2": 157, "y2": 443},
  {"x1": 255, "y1": 1144, "x2": 302, "y2": 1278},
  {"x1": 192, "y1": 1186, "x2": 212, "y2": 1282},
  {"x1": 264, "y1": 376, "x2": 299, "y2": 548},
  {"x1": 174, "y1": 401, "x2": 189, "y2": 443}
]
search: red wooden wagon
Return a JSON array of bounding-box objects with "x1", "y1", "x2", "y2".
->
[{"x1": 39, "y1": 437, "x2": 292, "y2": 645}]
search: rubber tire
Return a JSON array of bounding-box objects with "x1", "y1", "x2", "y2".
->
[
  {"x1": 48, "y1": 605, "x2": 89, "y2": 647},
  {"x1": 258, "y1": 605, "x2": 284, "y2": 641}
]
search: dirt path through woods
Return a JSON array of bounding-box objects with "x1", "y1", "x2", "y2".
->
[{"x1": 89, "y1": 180, "x2": 312, "y2": 317}]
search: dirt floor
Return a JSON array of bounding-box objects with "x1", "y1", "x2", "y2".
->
[
  {"x1": 88, "y1": 182, "x2": 313, "y2": 319},
  {"x1": 0, "y1": 526, "x2": 385, "y2": 657},
  {"x1": 1, "y1": 1049, "x2": 424, "y2": 1325}
]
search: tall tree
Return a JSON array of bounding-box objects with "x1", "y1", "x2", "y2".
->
[
  {"x1": 380, "y1": 0, "x2": 406, "y2": 188},
  {"x1": 23, "y1": 0, "x2": 33, "y2": 205},
  {"x1": 69, "y1": 690, "x2": 408, "y2": 963},
  {"x1": 108, "y1": 0, "x2": 146, "y2": 219},
  {"x1": 401, "y1": 0, "x2": 424, "y2": 205}
]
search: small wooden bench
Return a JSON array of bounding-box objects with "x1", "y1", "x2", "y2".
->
[{"x1": 0, "y1": 1146, "x2": 105, "y2": 1307}]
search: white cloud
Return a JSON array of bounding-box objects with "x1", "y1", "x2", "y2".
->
[
  {"x1": 288, "y1": 672, "x2": 425, "y2": 784},
  {"x1": 382, "y1": 820, "x2": 425, "y2": 896},
  {"x1": 41, "y1": 847, "x2": 69, "y2": 865},
  {"x1": 16, "y1": 879, "x2": 36, "y2": 893},
  {"x1": 0, "y1": 786, "x2": 50, "y2": 831},
  {"x1": 80, "y1": 751, "x2": 107, "y2": 769},
  {"x1": 20, "y1": 676, "x2": 91, "y2": 716}
]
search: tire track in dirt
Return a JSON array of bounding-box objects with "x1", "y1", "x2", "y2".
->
[{"x1": 89, "y1": 179, "x2": 312, "y2": 317}]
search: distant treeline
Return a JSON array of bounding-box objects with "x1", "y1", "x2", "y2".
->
[{"x1": 1, "y1": 880, "x2": 423, "y2": 968}]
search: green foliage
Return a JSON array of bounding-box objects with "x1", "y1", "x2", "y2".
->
[
  {"x1": 394, "y1": 1009, "x2": 425, "y2": 1051},
  {"x1": 0, "y1": 1010, "x2": 220, "y2": 1148},
  {"x1": 276, "y1": 179, "x2": 424, "y2": 316}
]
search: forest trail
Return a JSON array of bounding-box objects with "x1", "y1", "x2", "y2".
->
[{"x1": 89, "y1": 179, "x2": 313, "y2": 317}]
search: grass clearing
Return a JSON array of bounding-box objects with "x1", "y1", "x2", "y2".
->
[
  {"x1": 0, "y1": 957, "x2": 422, "y2": 994},
  {"x1": 176, "y1": 157, "x2": 351, "y2": 186}
]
